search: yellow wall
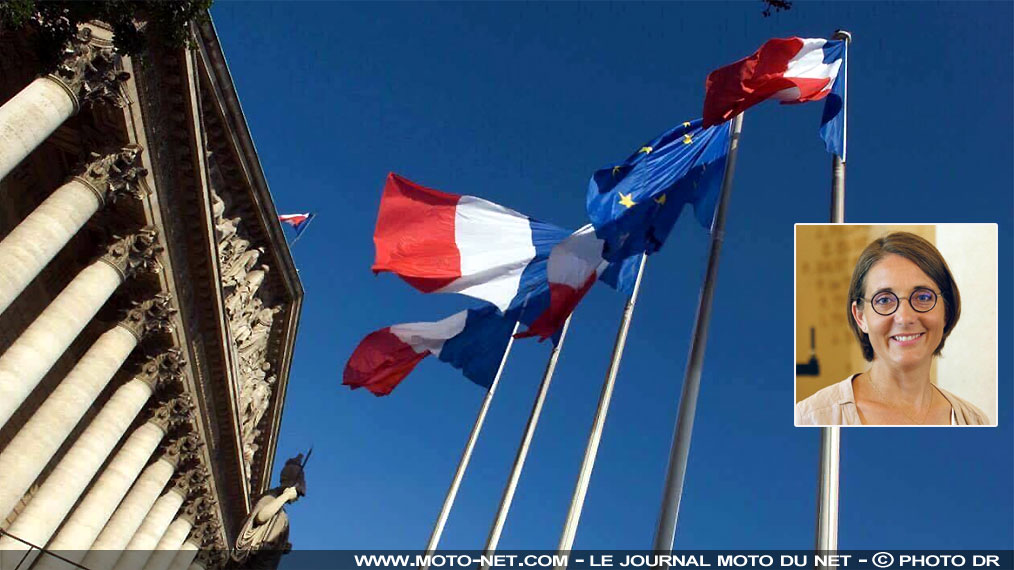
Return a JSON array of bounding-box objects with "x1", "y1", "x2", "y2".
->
[{"x1": 794, "y1": 225, "x2": 935, "y2": 402}]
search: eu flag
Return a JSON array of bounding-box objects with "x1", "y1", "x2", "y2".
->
[{"x1": 586, "y1": 119, "x2": 731, "y2": 261}]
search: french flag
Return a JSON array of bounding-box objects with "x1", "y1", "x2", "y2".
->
[
  {"x1": 343, "y1": 304, "x2": 515, "y2": 396},
  {"x1": 703, "y1": 37, "x2": 845, "y2": 126},
  {"x1": 373, "y1": 173, "x2": 587, "y2": 336},
  {"x1": 515, "y1": 225, "x2": 607, "y2": 340},
  {"x1": 278, "y1": 212, "x2": 315, "y2": 236}
]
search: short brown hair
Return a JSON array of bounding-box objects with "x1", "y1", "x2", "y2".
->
[{"x1": 847, "y1": 232, "x2": 961, "y2": 361}]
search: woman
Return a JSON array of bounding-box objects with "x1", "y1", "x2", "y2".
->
[{"x1": 796, "y1": 232, "x2": 989, "y2": 425}]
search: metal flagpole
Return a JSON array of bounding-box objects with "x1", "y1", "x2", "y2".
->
[
  {"x1": 420, "y1": 321, "x2": 521, "y2": 569},
  {"x1": 651, "y1": 112, "x2": 744, "y2": 555},
  {"x1": 480, "y1": 317, "x2": 573, "y2": 568},
  {"x1": 817, "y1": 29, "x2": 850, "y2": 562},
  {"x1": 555, "y1": 254, "x2": 648, "y2": 564}
]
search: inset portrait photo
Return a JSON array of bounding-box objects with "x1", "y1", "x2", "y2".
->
[{"x1": 794, "y1": 224, "x2": 998, "y2": 427}]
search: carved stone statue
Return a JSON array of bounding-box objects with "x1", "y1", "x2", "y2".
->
[
  {"x1": 239, "y1": 362, "x2": 271, "y2": 421},
  {"x1": 231, "y1": 453, "x2": 308, "y2": 569},
  {"x1": 238, "y1": 305, "x2": 280, "y2": 356},
  {"x1": 220, "y1": 236, "x2": 251, "y2": 274},
  {"x1": 226, "y1": 265, "x2": 269, "y2": 315},
  {"x1": 211, "y1": 189, "x2": 226, "y2": 220},
  {"x1": 242, "y1": 374, "x2": 275, "y2": 446},
  {"x1": 222, "y1": 247, "x2": 264, "y2": 289}
]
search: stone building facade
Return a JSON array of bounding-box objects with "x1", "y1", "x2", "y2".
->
[{"x1": 0, "y1": 18, "x2": 302, "y2": 570}]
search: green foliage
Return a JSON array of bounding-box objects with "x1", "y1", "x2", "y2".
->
[
  {"x1": 761, "y1": 0, "x2": 793, "y2": 17},
  {"x1": 0, "y1": 0, "x2": 213, "y2": 62}
]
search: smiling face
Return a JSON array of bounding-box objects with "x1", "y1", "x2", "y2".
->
[{"x1": 851, "y1": 254, "x2": 946, "y2": 371}]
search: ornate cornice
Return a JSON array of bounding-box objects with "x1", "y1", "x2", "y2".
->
[
  {"x1": 73, "y1": 145, "x2": 149, "y2": 206},
  {"x1": 99, "y1": 226, "x2": 164, "y2": 280},
  {"x1": 116, "y1": 293, "x2": 176, "y2": 342},
  {"x1": 135, "y1": 348, "x2": 187, "y2": 391},
  {"x1": 45, "y1": 27, "x2": 130, "y2": 111}
]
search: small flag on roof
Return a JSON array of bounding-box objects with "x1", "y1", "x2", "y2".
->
[{"x1": 278, "y1": 212, "x2": 316, "y2": 237}]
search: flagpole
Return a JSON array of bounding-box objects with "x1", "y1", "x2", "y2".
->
[
  {"x1": 420, "y1": 321, "x2": 521, "y2": 569},
  {"x1": 817, "y1": 30, "x2": 850, "y2": 563},
  {"x1": 480, "y1": 317, "x2": 573, "y2": 567},
  {"x1": 555, "y1": 253, "x2": 647, "y2": 564},
  {"x1": 651, "y1": 112, "x2": 744, "y2": 555}
]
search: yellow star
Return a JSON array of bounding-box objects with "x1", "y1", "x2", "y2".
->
[
  {"x1": 639, "y1": 146, "x2": 653, "y2": 154},
  {"x1": 654, "y1": 194, "x2": 667, "y2": 205},
  {"x1": 612, "y1": 166, "x2": 623, "y2": 177},
  {"x1": 618, "y1": 192, "x2": 636, "y2": 208},
  {"x1": 683, "y1": 121, "x2": 691, "y2": 128},
  {"x1": 682, "y1": 133, "x2": 693, "y2": 145}
]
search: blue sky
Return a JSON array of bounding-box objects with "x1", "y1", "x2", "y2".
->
[{"x1": 210, "y1": 1, "x2": 1012, "y2": 551}]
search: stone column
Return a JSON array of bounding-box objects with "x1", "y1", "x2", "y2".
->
[
  {"x1": 81, "y1": 437, "x2": 200, "y2": 570},
  {"x1": 0, "y1": 352, "x2": 186, "y2": 551},
  {"x1": 0, "y1": 145, "x2": 148, "y2": 315},
  {"x1": 0, "y1": 227, "x2": 164, "y2": 428},
  {"x1": 166, "y1": 540, "x2": 200, "y2": 570},
  {"x1": 0, "y1": 293, "x2": 176, "y2": 521},
  {"x1": 0, "y1": 27, "x2": 128, "y2": 181},
  {"x1": 187, "y1": 544, "x2": 226, "y2": 570},
  {"x1": 141, "y1": 499, "x2": 203, "y2": 570},
  {"x1": 35, "y1": 399, "x2": 194, "y2": 570},
  {"x1": 113, "y1": 469, "x2": 208, "y2": 570}
]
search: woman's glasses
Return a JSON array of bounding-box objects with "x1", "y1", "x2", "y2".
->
[{"x1": 859, "y1": 287, "x2": 940, "y2": 316}]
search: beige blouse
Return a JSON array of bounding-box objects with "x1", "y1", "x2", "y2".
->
[{"x1": 795, "y1": 375, "x2": 991, "y2": 426}]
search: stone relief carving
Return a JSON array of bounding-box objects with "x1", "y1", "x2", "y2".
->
[
  {"x1": 49, "y1": 27, "x2": 131, "y2": 108},
  {"x1": 208, "y1": 187, "x2": 284, "y2": 481}
]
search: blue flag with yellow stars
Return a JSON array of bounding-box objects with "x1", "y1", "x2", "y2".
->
[{"x1": 586, "y1": 118, "x2": 731, "y2": 262}]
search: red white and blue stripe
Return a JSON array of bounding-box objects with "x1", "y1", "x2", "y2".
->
[
  {"x1": 343, "y1": 304, "x2": 515, "y2": 396},
  {"x1": 278, "y1": 212, "x2": 315, "y2": 236},
  {"x1": 703, "y1": 37, "x2": 845, "y2": 126},
  {"x1": 514, "y1": 225, "x2": 608, "y2": 339},
  {"x1": 372, "y1": 173, "x2": 633, "y2": 341}
]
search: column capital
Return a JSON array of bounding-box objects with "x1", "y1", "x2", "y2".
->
[
  {"x1": 74, "y1": 145, "x2": 149, "y2": 206},
  {"x1": 99, "y1": 226, "x2": 164, "y2": 280},
  {"x1": 195, "y1": 546, "x2": 228, "y2": 569},
  {"x1": 179, "y1": 496, "x2": 204, "y2": 524},
  {"x1": 161, "y1": 434, "x2": 202, "y2": 468},
  {"x1": 171, "y1": 464, "x2": 210, "y2": 499},
  {"x1": 148, "y1": 393, "x2": 195, "y2": 432},
  {"x1": 117, "y1": 293, "x2": 177, "y2": 342},
  {"x1": 46, "y1": 27, "x2": 130, "y2": 111},
  {"x1": 135, "y1": 348, "x2": 187, "y2": 391},
  {"x1": 189, "y1": 516, "x2": 222, "y2": 544}
]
